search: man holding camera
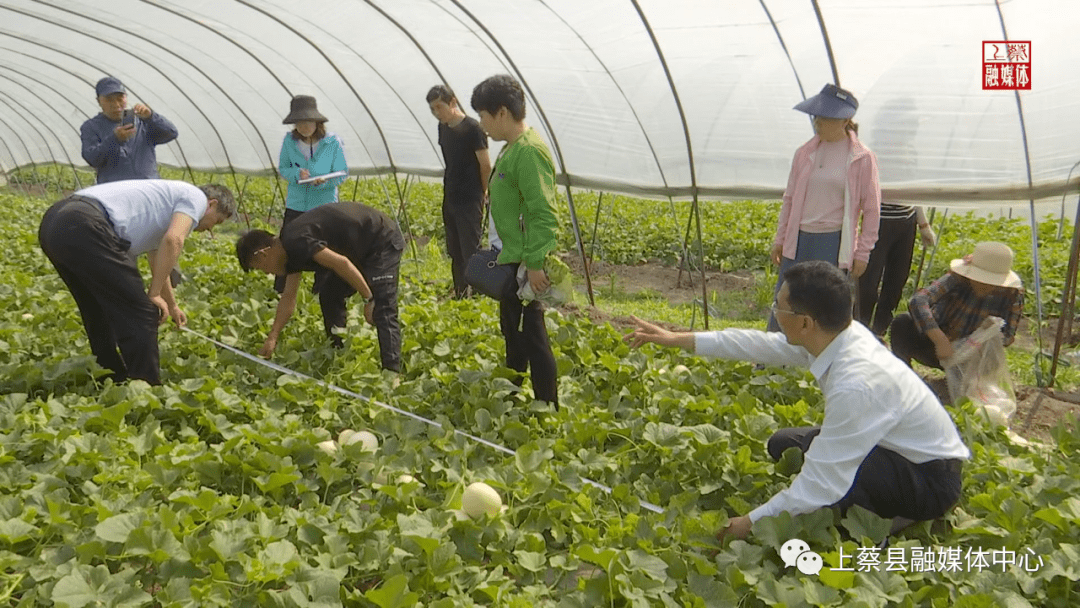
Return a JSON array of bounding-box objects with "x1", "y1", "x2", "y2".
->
[
  {"x1": 80, "y1": 76, "x2": 179, "y2": 184},
  {"x1": 81, "y1": 76, "x2": 184, "y2": 285}
]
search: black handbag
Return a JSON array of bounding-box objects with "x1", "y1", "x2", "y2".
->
[{"x1": 466, "y1": 249, "x2": 516, "y2": 299}]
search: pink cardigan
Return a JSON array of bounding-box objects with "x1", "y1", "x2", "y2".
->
[{"x1": 773, "y1": 131, "x2": 881, "y2": 269}]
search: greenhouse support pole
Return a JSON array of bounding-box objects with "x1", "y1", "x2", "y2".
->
[
  {"x1": 351, "y1": 175, "x2": 361, "y2": 202},
  {"x1": 1048, "y1": 190, "x2": 1080, "y2": 387},
  {"x1": 911, "y1": 207, "x2": 936, "y2": 290},
  {"x1": 1057, "y1": 162, "x2": 1080, "y2": 240},
  {"x1": 588, "y1": 191, "x2": 604, "y2": 266},
  {"x1": 692, "y1": 196, "x2": 708, "y2": 326},
  {"x1": 810, "y1": 0, "x2": 841, "y2": 86},
  {"x1": 916, "y1": 209, "x2": 948, "y2": 291},
  {"x1": 993, "y1": 0, "x2": 1045, "y2": 384},
  {"x1": 630, "y1": 0, "x2": 706, "y2": 326},
  {"x1": 676, "y1": 197, "x2": 697, "y2": 288}
]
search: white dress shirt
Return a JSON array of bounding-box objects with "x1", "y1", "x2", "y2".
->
[
  {"x1": 77, "y1": 179, "x2": 208, "y2": 256},
  {"x1": 693, "y1": 322, "x2": 970, "y2": 522}
]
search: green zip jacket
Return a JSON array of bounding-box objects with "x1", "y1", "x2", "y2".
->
[{"x1": 490, "y1": 128, "x2": 559, "y2": 270}]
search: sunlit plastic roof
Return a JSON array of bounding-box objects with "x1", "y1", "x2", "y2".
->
[{"x1": 0, "y1": 0, "x2": 1076, "y2": 204}]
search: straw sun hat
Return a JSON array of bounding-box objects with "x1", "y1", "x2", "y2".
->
[{"x1": 949, "y1": 241, "x2": 1022, "y2": 289}]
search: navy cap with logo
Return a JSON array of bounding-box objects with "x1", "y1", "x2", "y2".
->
[
  {"x1": 793, "y1": 84, "x2": 859, "y2": 119},
  {"x1": 95, "y1": 76, "x2": 125, "y2": 98}
]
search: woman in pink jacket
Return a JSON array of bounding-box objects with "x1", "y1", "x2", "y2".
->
[{"x1": 768, "y1": 84, "x2": 881, "y2": 331}]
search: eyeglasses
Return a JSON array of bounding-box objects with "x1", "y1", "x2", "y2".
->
[{"x1": 770, "y1": 301, "x2": 803, "y2": 317}]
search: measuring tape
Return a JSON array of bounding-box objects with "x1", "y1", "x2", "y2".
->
[{"x1": 180, "y1": 326, "x2": 664, "y2": 514}]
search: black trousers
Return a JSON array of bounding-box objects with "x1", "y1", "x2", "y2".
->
[
  {"x1": 38, "y1": 197, "x2": 161, "y2": 384},
  {"x1": 889, "y1": 312, "x2": 943, "y2": 369},
  {"x1": 498, "y1": 273, "x2": 558, "y2": 405},
  {"x1": 768, "y1": 426, "x2": 962, "y2": 521},
  {"x1": 858, "y1": 213, "x2": 918, "y2": 335},
  {"x1": 318, "y1": 245, "x2": 403, "y2": 372},
  {"x1": 442, "y1": 196, "x2": 484, "y2": 298}
]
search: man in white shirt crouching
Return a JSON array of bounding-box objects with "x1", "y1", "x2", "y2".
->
[{"x1": 625, "y1": 260, "x2": 969, "y2": 540}]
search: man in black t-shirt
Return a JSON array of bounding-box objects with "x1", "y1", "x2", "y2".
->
[
  {"x1": 236, "y1": 203, "x2": 406, "y2": 371},
  {"x1": 427, "y1": 85, "x2": 491, "y2": 298}
]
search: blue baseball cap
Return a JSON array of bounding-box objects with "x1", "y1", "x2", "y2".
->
[
  {"x1": 95, "y1": 76, "x2": 125, "y2": 97},
  {"x1": 793, "y1": 84, "x2": 859, "y2": 119}
]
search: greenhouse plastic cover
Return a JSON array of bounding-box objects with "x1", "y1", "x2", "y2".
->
[{"x1": 0, "y1": 0, "x2": 1077, "y2": 205}]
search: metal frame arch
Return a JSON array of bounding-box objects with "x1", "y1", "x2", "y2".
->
[
  {"x1": 0, "y1": 27, "x2": 207, "y2": 184},
  {"x1": 27, "y1": 0, "x2": 258, "y2": 187},
  {"x1": 444, "y1": 0, "x2": 598, "y2": 305},
  {"x1": 0, "y1": 133, "x2": 18, "y2": 173},
  {"x1": 535, "y1": 0, "x2": 672, "y2": 192},
  {"x1": 135, "y1": 0, "x2": 295, "y2": 204},
  {"x1": 758, "y1": 0, "x2": 810, "y2": 105},
  {"x1": 145, "y1": 0, "x2": 397, "y2": 178},
  {"x1": 0, "y1": 62, "x2": 93, "y2": 124},
  {"x1": 231, "y1": 0, "x2": 415, "y2": 237},
  {"x1": 993, "y1": 0, "x2": 1045, "y2": 373},
  {"x1": 0, "y1": 109, "x2": 45, "y2": 182},
  {"x1": 0, "y1": 79, "x2": 86, "y2": 187},
  {"x1": 628, "y1": 0, "x2": 709, "y2": 327},
  {"x1": 133, "y1": 0, "x2": 395, "y2": 216},
  {"x1": 360, "y1": 2, "x2": 446, "y2": 172},
  {"x1": 10, "y1": 4, "x2": 224, "y2": 168},
  {"x1": 810, "y1": 0, "x2": 841, "y2": 87},
  {"x1": 0, "y1": 93, "x2": 69, "y2": 189},
  {"x1": 280, "y1": 3, "x2": 443, "y2": 168},
  {"x1": 232, "y1": 0, "x2": 400, "y2": 175}
]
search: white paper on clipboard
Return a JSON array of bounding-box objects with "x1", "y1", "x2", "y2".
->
[{"x1": 297, "y1": 170, "x2": 347, "y2": 184}]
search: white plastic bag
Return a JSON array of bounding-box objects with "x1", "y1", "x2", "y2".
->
[
  {"x1": 943, "y1": 316, "x2": 1017, "y2": 426},
  {"x1": 516, "y1": 258, "x2": 573, "y2": 307}
]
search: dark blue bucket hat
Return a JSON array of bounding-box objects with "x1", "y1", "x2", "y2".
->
[{"x1": 793, "y1": 84, "x2": 858, "y2": 119}]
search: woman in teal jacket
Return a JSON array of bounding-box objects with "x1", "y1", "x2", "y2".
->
[{"x1": 275, "y1": 95, "x2": 348, "y2": 292}]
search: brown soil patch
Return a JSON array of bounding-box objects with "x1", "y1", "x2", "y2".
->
[
  {"x1": 561, "y1": 254, "x2": 759, "y2": 307},
  {"x1": 1012, "y1": 387, "x2": 1080, "y2": 444}
]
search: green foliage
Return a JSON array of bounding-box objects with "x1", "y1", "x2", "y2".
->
[{"x1": 2, "y1": 173, "x2": 1079, "y2": 606}]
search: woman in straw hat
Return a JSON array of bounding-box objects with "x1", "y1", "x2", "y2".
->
[
  {"x1": 768, "y1": 84, "x2": 881, "y2": 331},
  {"x1": 890, "y1": 241, "x2": 1024, "y2": 369},
  {"x1": 274, "y1": 95, "x2": 348, "y2": 293}
]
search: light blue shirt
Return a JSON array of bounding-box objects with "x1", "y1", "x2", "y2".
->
[
  {"x1": 76, "y1": 179, "x2": 207, "y2": 256},
  {"x1": 692, "y1": 322, "x2": 970, "y2": 522}
]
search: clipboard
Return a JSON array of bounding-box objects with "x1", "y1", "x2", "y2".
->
[{"x1": 297, "y1": 170, "x2": 347, "y2": 185}]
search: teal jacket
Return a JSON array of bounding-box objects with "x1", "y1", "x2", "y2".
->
[{"x1": 278, "y1": 132, "x2": 348, "y2": 212}]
